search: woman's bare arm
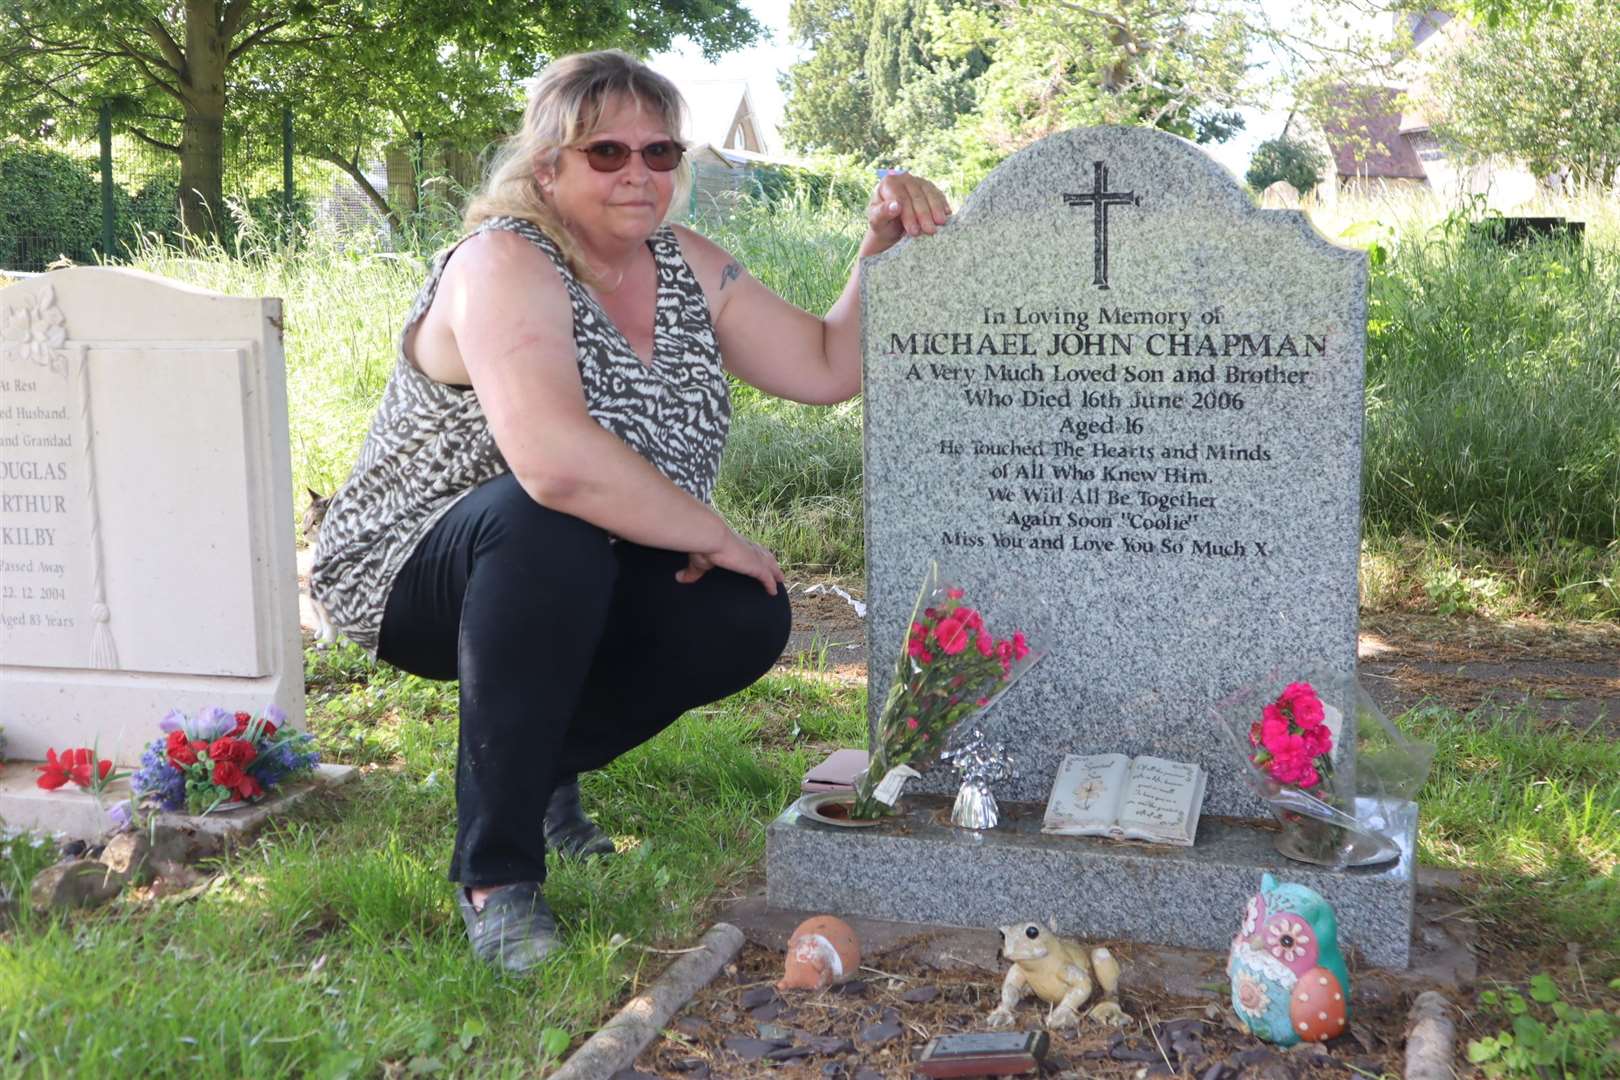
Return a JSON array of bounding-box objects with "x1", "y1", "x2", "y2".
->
[{"x1": 680, "y1": 173, "x2": 952, "y2": 405}]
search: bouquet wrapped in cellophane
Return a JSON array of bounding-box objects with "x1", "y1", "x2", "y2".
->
[
  {"x1": 1215, "y1": 669, "x2": 1434, "y2": 867},
  {"x1": 851, "y1": 563, "x2": 1044, "y2": 819}
]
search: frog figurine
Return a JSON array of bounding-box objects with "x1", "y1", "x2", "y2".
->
[{"x1": 987, "y1": 918, "x2": 1129, "y2": 1029}]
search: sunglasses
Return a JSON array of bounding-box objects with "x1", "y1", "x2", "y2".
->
[{"x1": 574, "y1": 140, "x2": 685, "y2": 173}]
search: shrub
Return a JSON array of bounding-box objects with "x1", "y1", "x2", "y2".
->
[
  {"x1": 747, "y1": 162, "x2": 871, "y2": 214},
  {"x1": 124, "y1": 176, "x2": 183, "y2": 247},
  {"x1": 0, "y1": 146, "x2": 101, "y2": 270},
  {"x1": 1245, "y1": 136, "x2": 1325, "y2": 195}
]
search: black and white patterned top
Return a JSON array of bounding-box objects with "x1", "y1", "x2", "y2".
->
[{"x1": 310, "y1": 216, "x2": 731, "y2": 654}]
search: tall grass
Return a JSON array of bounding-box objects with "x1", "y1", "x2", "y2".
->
[
  {"x1": 110, "y1": 188, "x2": 1620, "y2": 614},
  {"x1": 1340, "y1": 189, "x2": 1620, "y2": 617},
  {"x1": 1363, "y1": 223, "x2": 1620, "y2": 551}
]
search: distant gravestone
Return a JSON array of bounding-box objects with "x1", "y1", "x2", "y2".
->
[
  {"x1": 1260, "y1": 179, "x2": 1302, "y2": 208},
  {"x1": 1, "y1": 269, "x2": 303, "y2": 834},
  {"x1": 769, "y1": 127, "x2": 1418, "y2": 966}
]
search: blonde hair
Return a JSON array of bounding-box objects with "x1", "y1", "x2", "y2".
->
[{"x1": 463, "y1": 50, "x2": 690, "y2": 282}]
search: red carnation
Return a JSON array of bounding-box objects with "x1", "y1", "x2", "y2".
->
[
  {"x1": 166, "y1": 730, "x2": 198, "y2": 767},
  {"x1": 228, "y1": 711, "x2": 276, "y2": 740},
  {"x1": 210, "y1": 736, "x2": 257, "y2": 767},
  {"x1": 933, "y1": 617, "x2": 969, "y2": 655},
  {"x1": 212, "y1": 760, "x2": 261, "y2": 801}
]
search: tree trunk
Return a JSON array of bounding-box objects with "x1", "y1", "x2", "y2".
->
[
  {"x1": 178, "y1": 0, "x2": 229, "y2": 239},
  {"x1": 179, "y1": 105, "x2": 225, "y2": 238}
]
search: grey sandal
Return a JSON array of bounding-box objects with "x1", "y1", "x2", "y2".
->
[{"x1": 456, "y1": 882, "x2": 559, "y2": 973}]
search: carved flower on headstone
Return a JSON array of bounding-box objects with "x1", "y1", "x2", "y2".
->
[{"x1": 1, "y1": 284, "x2": 68, "y2": 376}]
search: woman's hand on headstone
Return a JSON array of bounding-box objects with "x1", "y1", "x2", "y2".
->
[
  {"x1": 675, "y1": 530, "x2": 785, "y2": 595},
  {"x1": 865, "y1": 171, "x2": 952, "y2": 253}
]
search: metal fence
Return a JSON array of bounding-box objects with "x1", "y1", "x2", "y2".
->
[{"x1": 0, "y1": 104, "x2": 430, "y2": 271}]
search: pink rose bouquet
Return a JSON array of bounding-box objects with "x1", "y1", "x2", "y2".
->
[{"x1": 1218, "y1": 670, "x2": 1435, "y2": 869}]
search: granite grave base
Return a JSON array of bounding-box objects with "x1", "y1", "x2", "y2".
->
[{"x1": 766, "y1": 795, "x2": 1417, "y2": 968}]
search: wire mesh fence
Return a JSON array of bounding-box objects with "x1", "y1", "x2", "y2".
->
[{"x1": 2, "y1": 103, "x2": 399, "y2": 270}]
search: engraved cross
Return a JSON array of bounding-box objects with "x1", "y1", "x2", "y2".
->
[{"x1": 1063, "y1": 161, "x2": 1142, "y2": 290}]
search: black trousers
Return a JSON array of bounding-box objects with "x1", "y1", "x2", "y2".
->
[{"x1": 377, "y1": 473, "x2": 791, "y2": 886}]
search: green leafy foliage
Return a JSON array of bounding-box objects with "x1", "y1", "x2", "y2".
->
[
  {"x1": 1427, "y1": 0, "x2": 1620, "y2": 186},
  {"x1": 746, "y1": 162, "x2": 872, "y2": 215},
  {"x1": 1245, "y1": 136, "x2": 1326, "y2": 195},
  {"x1": 0, "y1": 826, "x2": 60, "y2": 899},
  {"x1": 0, "y1": 145, "x2": 100, "y2": 269},
  {"x1": 539, "y1": 1028, "x2": 571, "y2": 1058},
  {"x1": 1, "y1": 0, "x2": 763, "y2": 236},
  {"x1": 781, "y1": 0, "x2": 1248, "y2": 190},
  {"x1": 1468, "y1": 978, "x2": 1620, "y2": 1078},
  {"x1": 1455, "y1": 0, "x2": 1572, "y2": 27}
]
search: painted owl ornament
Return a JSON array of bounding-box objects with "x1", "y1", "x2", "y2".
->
[{"x1": 1227, "y1": 873, "x2": 1350, "y2": 1046}]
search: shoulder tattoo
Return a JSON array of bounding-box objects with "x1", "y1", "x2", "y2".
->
[{"x1": 719, "y1": 261, "x2": 743, "y2": 290}]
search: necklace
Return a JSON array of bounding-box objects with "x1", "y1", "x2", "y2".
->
[{"x1": 588, "y1": 257, "x2": 629, "y2": 295}]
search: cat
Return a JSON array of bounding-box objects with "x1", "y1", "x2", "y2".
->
[{"x1": 301, "y1": 488, "x2": 339, "y2": 648}]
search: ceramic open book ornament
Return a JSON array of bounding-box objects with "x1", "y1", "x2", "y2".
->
[
  {"x1": 848, "y1": 561, "x2": 1046, "y2": 819},
  {"x1": 1214, "y1": 670, "x2": 1434, "y2": 868}
]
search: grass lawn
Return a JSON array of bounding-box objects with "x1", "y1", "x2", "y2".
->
[{"x1": 1, "y1": 637, "x2": 1616, "y2": 1076}]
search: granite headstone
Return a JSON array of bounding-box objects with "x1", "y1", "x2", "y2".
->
[
  {"x1": 862, "y1": 126, "x2": 1364, "y2": 817},
  {"x1": 769, "y1": 127, "x2": 1416, "y2": 966}
]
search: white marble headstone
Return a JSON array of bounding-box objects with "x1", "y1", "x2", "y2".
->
[
  {"x1": 1, "y1": 268, "x2": 303, "y2": 770},
  {"x1": 861, "y1": 127, "x2": 1366, "y2": 817}
]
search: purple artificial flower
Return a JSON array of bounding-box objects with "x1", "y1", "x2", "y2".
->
[
  {"x1": 106, "y1": 800, "x2": 133, "y2": 831},
  {"x1": 191, "y1": 706, "x2": 235, "y2": 740},
  {"x1": 263, "y1": 704, "x2": 287, "y2": 729},
  {"x1": 159, "y1": 708, "x2": 188, "y2": 734},
  {"x1": 131, "y1": 737, "x2": 187, "y2": 811}
]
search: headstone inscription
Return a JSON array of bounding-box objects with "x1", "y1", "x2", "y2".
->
[
  {"x1": 0, "y1": 268, "x2": 303, "y2": 834},
  {"x1": 768, "y1": 127, "x2": 1418, "y2": 966}
]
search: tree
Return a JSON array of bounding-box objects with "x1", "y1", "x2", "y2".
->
[
  {"x1": 0, "y1": 1, "x2": 762, "y2": 237},
  {"x1": 1426, "y1": 0, "x2": 1620, "y2": 186},
  {"x1": 1453, "y1": 0, "x2": 1569, "y2": 27},
  {"x1": 781, "y1": 0, "x2": 987, "y2": 163},
  {"x1": 781, "y1": 0, "x2": 1250, "y2": 187},
  {"x1": 1245, "y1": 135, "x2": 1324, "y2": 194}
]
